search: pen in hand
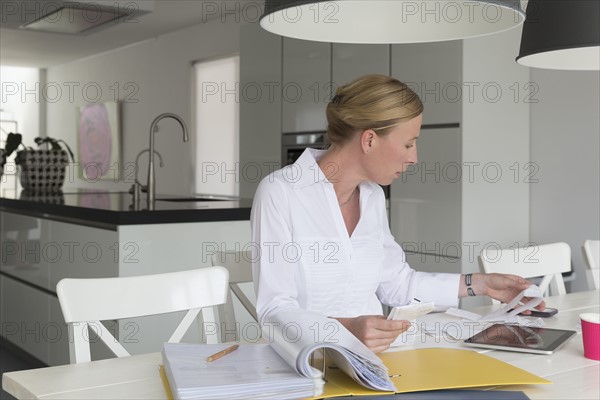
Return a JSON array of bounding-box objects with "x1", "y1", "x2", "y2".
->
[{"x1": 206, "y1": 344, "x2": 239, "y2": 362}]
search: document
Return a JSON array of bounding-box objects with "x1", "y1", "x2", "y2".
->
[
  {"x1": 265, "y1": 309, "x2": 396, "y2": 392},
  {"x1": 265, "y1": 310, "x2": 549, "y2": 399},
  {"x1": 162, "y1": 307, "x2": 550, "y2": 400},
  {"x1": 162, "y1": 343, "x2": 323, "y2": 400},
  {"x1": 446, "y1": 285, "x2": 545, "y2": 326}
]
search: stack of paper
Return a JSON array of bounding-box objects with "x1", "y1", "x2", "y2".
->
[{"x1": 162, "y1": 343, "x2": 323, "y2": 400}]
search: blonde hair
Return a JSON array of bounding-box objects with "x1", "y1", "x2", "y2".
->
[{"x1": 326, "y1": 75, "x2": 423, "y2": 146}]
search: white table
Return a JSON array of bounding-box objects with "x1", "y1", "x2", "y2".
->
[{"x1": 3, "y1": 290, "x2": 599, "y2": 399}]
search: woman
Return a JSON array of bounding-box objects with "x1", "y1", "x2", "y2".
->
[{"x1": 251, "y1": 75, "x2": 543, "y2": 353}]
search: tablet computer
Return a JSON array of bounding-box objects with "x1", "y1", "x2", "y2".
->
[{"x1": 463, "y1": 323, "x2": 576, "y2": 355}]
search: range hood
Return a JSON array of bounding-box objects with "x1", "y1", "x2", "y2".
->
[{"x1": 18, "y1": 0, "x2": 153, "y2": 35}]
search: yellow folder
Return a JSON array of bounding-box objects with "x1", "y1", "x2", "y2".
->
[
  {"x1": 159, "y1": 365, "x2": 174, "y2": 400},
  {"x1": 313, "y1": 348, "x2": 550, "y2": 399},
  {"x1": 161, "y1": 348, "x2": 549, "y2": 399}
]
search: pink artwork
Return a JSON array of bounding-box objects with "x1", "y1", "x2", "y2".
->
[{"x1": 78, "y1": 102, "x2": 119, "y2": 180}]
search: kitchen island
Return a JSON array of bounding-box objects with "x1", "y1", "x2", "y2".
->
[{"x1": 0, "y1": 190, "x2": 252, "y2": 366}]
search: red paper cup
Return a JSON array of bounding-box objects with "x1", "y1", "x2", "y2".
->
[{"x1": 580, "y1": 313, "x2": 600, "y2": 361}]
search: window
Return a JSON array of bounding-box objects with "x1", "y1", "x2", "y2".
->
[{"x1": 194, "y1": 55, "x2": 239, "y2": 197}]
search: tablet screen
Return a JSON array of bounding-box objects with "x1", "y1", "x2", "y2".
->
[{"x1": 463, "y1": 324, "x2": 576, "y2": 354}]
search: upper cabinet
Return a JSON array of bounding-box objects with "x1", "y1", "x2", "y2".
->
[
  {"x1": 391, "y1": 41, "x2": 462, "y2": 125},
  {"x1": 331, "y1": 44, "x2": 390, "y2": 90},
  {"x1": 282, "y1": 38, "x2": 331, "y2": 133},
  {"x1": 281, "y1": 41, "x2": 391, "y2": 133}
]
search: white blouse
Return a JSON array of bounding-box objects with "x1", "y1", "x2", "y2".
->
[{"x1": 251, "y1": 148, "x2": 460, "y2": 326}]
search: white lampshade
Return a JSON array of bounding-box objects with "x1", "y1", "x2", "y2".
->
[{"x1": 260, "y1": 0, "x2": 525, "y2": 43}]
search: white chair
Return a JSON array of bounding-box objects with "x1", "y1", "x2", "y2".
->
[
  {"x1": 56, "y1": 267, "x2": 228, "y2": 364},
  {"x1": 479, "y1": 242, "x2": 571, "y2": 301},
  {"x1": 583, "y1": 240, "x2": 600, "y2": 290},
  {"x1": 211, "y1": 250, "x2": 258, "y2": 341}
]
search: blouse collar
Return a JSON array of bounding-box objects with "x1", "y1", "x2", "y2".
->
[{"x1": 288, "y1": 148, "x2": 375, "y2": 197}]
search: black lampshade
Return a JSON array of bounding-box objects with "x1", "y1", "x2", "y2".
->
[
  {"x1": 517, "y1": 0, "x2": 600, "y2": 70},
  {"x1": 260, "y1": 0, "x2": 525, "y2": 44}
]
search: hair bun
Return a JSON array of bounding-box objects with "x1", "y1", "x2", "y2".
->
[{"x1": 330, "y1": 94, "x2": 342, "y2": 104}]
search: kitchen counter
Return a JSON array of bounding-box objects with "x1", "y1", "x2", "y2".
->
[
  {"x1": 0, "y1": 189, "x2": 252, "y2": 229},
  {"x1": 1, "y1": 189, "x2": 252, "y2": 365}
]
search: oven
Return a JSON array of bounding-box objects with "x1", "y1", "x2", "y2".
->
[{"x1": 281, "y1": 131, "x2": 329, "y2": 166}]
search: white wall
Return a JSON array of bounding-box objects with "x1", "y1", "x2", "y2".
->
[
  {"x1": 0, "y1": 66, "x2": 42, "y2": 195},
  {"x1": 461, "y1": 28, "x2": 531, "y2": 268},
  {"x1": 0, "y1": 66, "x2": 41, "y2": 144},
  {"x1": 530, "y1": 70, "x2": 600, "y2": 292},
  {"x1": 44, "y1": 19, "x2": 242, "y2": 194},
  {"x1": 194, "y1": 55, "x2": 240, "y2": 197}
]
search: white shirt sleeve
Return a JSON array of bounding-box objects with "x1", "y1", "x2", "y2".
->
[
  {"x1": 376, "y1": 205, "x2": 461, "y2": 311},
  {"x1": 251, "y1": 177, "x2": 302, "y2": 327}
]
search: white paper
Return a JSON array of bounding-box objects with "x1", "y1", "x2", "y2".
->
[
  {"x1": 387, "y1": 301, "x2": 435, "y2": 347},
  {"x1": 446, "y1": 285, "x2": 545, "y2": 327},
  {"x1": 387, "y1": 302, "x2": 435, "y2": 322},
  {"x1": 265, "y1": 309, "x2": 396, "y2": 392},
  {"x1": 162, "y1": 343, "x2": 321, "y2": 400}
]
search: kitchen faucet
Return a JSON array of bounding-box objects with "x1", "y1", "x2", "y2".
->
[
  {"x1": 129, "y1": 149, "x2": 164, "y2": 210},
  {"x1": 147, "y1": 113, "x2": 189, "y2": 209}
]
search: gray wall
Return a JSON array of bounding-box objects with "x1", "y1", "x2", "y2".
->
[
  {"x1": 530, "y1": 70, "x2": 600, "y2": 292},
  {"x1": 45, "y1": 19, "x2": 242, "y2": 195}
]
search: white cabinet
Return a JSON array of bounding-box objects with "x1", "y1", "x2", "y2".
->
[
  {"x1": 390, "y1": 127, "x2": 461, "y2": 264},
  {"x1": 0, "y1": 212, "x2": 119, "y2": 365},
  {"x1": 0, "y1": 212, "x2": 49, "y2": 289},
  {"x1": 240, "y1": 26, "x2": 392, "y2": 196},
  {"x1": 281, "y1": 41, "x2": 391, "y2": 133},
  {"x1": 390, "y1": 41, "x2": 463, "y2": 271},
  {"x1": 282, "y1": 38, "x2": 331, "y2": 133},
  {"x1": 0, "y1": 211, "x2": 251, "y2": 365},
  {"x1": 0, "y1": 274, "x2": 50, "y2": 363},
  {"x1": 391, "y1": 41, "x2": 462, "y2": 125},
  {"x1": 332, "y1": 44, "x2": 390, "y2": 89},
  {"x1": 389, "y1": 28, "x2": 531, "y2": 296}
]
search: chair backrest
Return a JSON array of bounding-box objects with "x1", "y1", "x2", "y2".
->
[
  {"x1": 56, "y1": 267, "x2": 228, "y2": 364},
  {"x1": 479, "y1": 242, "x2": 571, "y2": 300},
  {"x1": 211, "y1": 250, "x2": 257, "y2": 340},
  {"x1": 583, "y1": 240, "x2": 600, "y2": 290}
]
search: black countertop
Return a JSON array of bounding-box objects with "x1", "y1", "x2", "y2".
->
[{"x1": 0, "y1": 189, "x2": 252, "y2": 229}]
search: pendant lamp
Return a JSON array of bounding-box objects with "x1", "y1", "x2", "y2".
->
[
  {"x1": 516, "y1": 0, "x2": 600, "y2": 70},
  {"x1": 260, "y1": 0, "x2": 525, "y2": 43}
]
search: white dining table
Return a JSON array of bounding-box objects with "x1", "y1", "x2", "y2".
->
[{"x1": 3, "y1": 290, "x2": 599, "y2": 399}]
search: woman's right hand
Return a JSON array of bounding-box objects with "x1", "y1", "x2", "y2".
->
[{"x1": 335, "y1": 315, "x2": 411, "y2": 353}]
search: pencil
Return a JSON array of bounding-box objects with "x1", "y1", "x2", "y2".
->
[{"x1": 206, "y1": 344, "x2": 239, "y2": 362}]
